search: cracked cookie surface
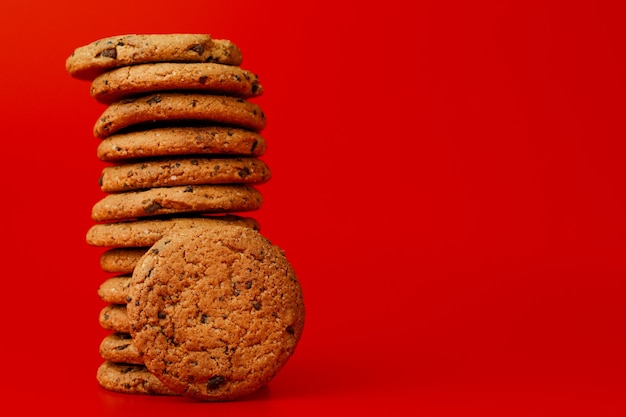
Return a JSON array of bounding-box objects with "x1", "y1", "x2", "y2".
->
[{"x1": 127, "y1": 225, "x2": 305, "y2": 401}]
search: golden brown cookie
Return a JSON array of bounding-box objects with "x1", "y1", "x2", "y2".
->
[
  {"x1": 66, "y1": 34, "x2": 242, "y2": 80},
  {"x1": 127, "y1": 225, "x2": 305, "y2": 401},
  {"x1": 98, "y1": 275, "x2": 131, "y2": 304},
  {"x1": 91, "y1": 184, "x2": 263, "y2": 222},
  {"x1": 93, "y1": 93, "x2": 267, "y2": 138},
  {"x1": 91, "y1": 62, "x2": 263, "y2": 103},
  {"x1": 99, "y1": 304, "x2": 130, "y2": 333},
  {"x1": 96, "y1": 127, "x2": 267, "y2": 162},
  {"x1": 100, "y1": 157, "x2": 271, "y2": 193},
  {"x1": 86, "y1": 215, "x2": 259, "y2": 248},
  {"x1": 96, "y1": 361, "x2": 176, "y2": 396},
  {"x1": 99, "y1": 333, "x2": 142, "y2": 365},
  {"x1": 100, "y1": 248, "x2": 148, "y2": 273}
]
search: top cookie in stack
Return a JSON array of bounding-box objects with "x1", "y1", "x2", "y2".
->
[{"x1": 66, "y1": 34, "x2": 270, "y2": 225}]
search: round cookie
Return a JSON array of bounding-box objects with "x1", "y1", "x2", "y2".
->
[
  {"x1": 86, "y1": 215, "x2": 259, "y2": 248},
  {"x1": 127, "y1": 225, "x2": 305, "y2": 401},
  {"x1": 99, "y1": 304, "x2": 130, "y2": 333},
  {"x1": 98, "y1": 275, "x2": 131, "y2": 304},
  {"x1": 97, "y1": 127, "x2": 267, "y2": 162},
  {"x1": 100, "y1": 248, "x2": 148, "y2": 274},
  {"x1": 97, "y1": 361, "x2": 175, "y2": 396},
  {"x1": 91, "y1": 62, "x2": 263, "y2": 104},
  {"x1": 66, "y1": 34, "x2": 242, "y2": 80},
  {"x1": 100, "y1": 157, "x2": 271, "y2": 193},
  {"x1": 93, "y1": 93, "x2": 267, "y2": 138},
  {"x1": 99, "y1": 333, "x2": 142, "y2": 365},
  {"x1": 91, "y1": 184, "x2": 263, "y2": 222}
]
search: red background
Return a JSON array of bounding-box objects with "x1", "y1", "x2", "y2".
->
[{"x1": 0, "y1": 0, "x2": 625, "y2": 415}]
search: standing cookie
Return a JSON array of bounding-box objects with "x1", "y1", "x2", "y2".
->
[{"x1": 127, "y1": 225, "x2": 305, "y2": 401}]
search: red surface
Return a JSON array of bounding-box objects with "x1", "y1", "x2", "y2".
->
[{"x1": 1, "y1": 0, "x2": 625, "y2": 415}]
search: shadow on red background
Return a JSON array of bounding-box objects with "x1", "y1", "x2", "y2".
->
[{"x1": 0, "y1": 0, "x2": 624, "y2": 415}]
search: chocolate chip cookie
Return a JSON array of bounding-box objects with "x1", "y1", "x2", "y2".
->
[
  {"x1": 97, "y1": 361, "x2": 175, "y2": 396},
  {"x1": 91, "y1": 184, "x2": 263, "y2": 222},
  {"x1": 86, "y1": 215, "x2": 259, "y2": 248},
  {"x1": 100, "y1": 157, "x2": 271, "y2": 193},
  {"x1": 127, "y1": 225, "x2": 305, "y2": 401},
  {"x1": 66, "y1": 34, "x2": 242, "y2": 80},
  {"x1": 91, "y1": 62, "x2": 263, "y2": 103},
  {"x1": 96, "y1": 126, "x2": 267, "y2": 162},
  {"x1": 93, "y1": 93, "x2": 267, "y2": 138}
]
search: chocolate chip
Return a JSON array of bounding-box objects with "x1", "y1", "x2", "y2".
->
[
  {"x1": 144, "y1": 201, "x2": 163, "y2": 214},
  {"x1": 207, "y1": 375, "x2": 226, "y2": 390},
  {"x1": 198, "y1": 75, "x2": 208, "y2": 84},
  {"x1": 251, "y1": 83, "x2": 260, "y2": 94},
  {"x1": 121, "y1": 366, "x2": 134, "y2": 374},
  {"x1": 238, "y1": 167, "x2": 251, "y2": 178},
  {"x1": 252, "y1": 301, "x2": 261, "y2": 311},
  {"x1": 189, "y1": 44, "x2": 204, "y2": 55},
  {"x1": 146, "y1": 95, "x2": 162, "y2": 105},
  {"x1": 184, "y1": 186, "x2": 193, "y2": 192},
  {"x1": 98, "y1": 174, "x2": 103, "y2": 187},
  {"x1": 157, "y1": 311, "x2": 166, "y2": 319},
  {"x1": 115, "y1": 344, "x2": 130, "y2": 351},
  {"x1": 286, "y1": 326, "x2": 295, "y2": 334},
  {"x1": 250, "y1": 140, "x2": 258, "y2": 152},
  {"x1": 201, "y1": 314, "x2": 209, "y2": 323},
  {"x1": 245, "y1": 280, "x2": 253, "y2": 289},
  {"x1": 100, "y1": 47, "x2": 117, "y2": 59}
]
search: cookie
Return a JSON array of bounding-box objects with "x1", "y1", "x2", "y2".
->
[
  {"x1": 97, "y1": 361, "x2": 175, "y2": 396},
  {"x1": 96, "y1": 126, "x2": 267, "y2": 162},
  {"x1": 100, "y1": 157, "x2": 271, "y2": 193},
  {"x1": 91, "y1": 184, "x2": 263, "y2": 222},
  {"x1": 93, "y1": 93, "x2": 267, "y2": 138},
  {"x1": 100, "y1": 248, "x2": 148, "y2": 273},
  {"x1": 98, "y1": 275, "x2": 131, "y2": 304},
  {"x1": 99, "y1": 333, "x2": 142, "y2": 364},
  {"x1": 86, "y1": 215, "x2": 259, "y2": 248},
  {"x1": 66, "y1": 34, "x2": 242, "y2": 80},
  {"x1": 91, "y1": 62, "x2": 263, "y2": 104},
  {"x1": 127, "y1": 225, "x2": 305, "y2": 401},
  {"x1": 99, "y1": 304, "x2": 130, "y2": 333}
]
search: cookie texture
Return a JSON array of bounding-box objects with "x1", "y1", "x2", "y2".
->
[
  {"x1": 66, "y1": 34, "x2": 242, "y2": 80},
  {"x1": 99, "y1": 333, "x2": 142, "y2": 364},
  {"x1": 97, "y1": 127, "x2": 266, "y2": 162},
  {"x1": 91, "y1": 184, "x2": 263, "y2": 222},
  {"x1": 91, "y1": 62, "x2": 263, "y2": 103},
  {"x1": 98, "y1": 275, "x2": 131, "y2": 304},
  {"x1": 93, "y1": 93, "x2": 267, "y2": 138},
  {"x1": 100, "y1": 248, "x2": 148, "y2": 273},
  {"x1": 97, "y1": 361, "x2": 175, "y2": 395},
  {"x1": 86, "y1": 215, "x2": 259, "y2": 248},
  {"x1": 100, "y1": 157, "x2": 271, "y2": 193},
  {"x1": 127, "y1": 225, "x2": 305, "y2": 401},
  {"x1": 99, "y1": 304, "x2": 130, "y2": 333}
]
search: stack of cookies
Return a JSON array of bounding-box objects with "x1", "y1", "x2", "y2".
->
[{"x1": 66, "y1": 34, "x2": 304, "y2": 401}]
